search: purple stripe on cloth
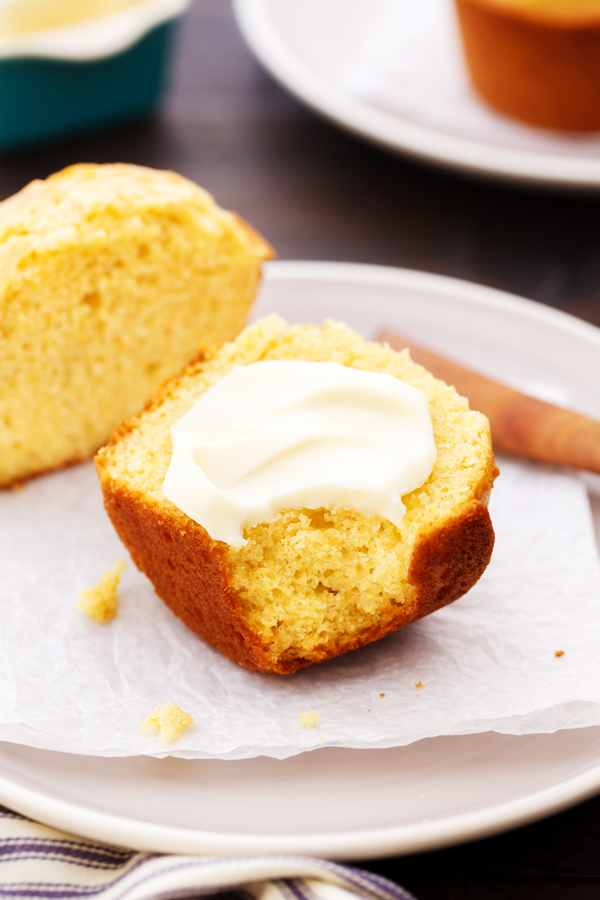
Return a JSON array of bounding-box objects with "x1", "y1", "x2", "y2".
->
[
  {"x1": 108, "y1": 859, "x2": 313, "y2": 900},
  {"x1": 109, "y1": 860, "x2": 255, "y2": 900},
  {"x1": 105, "y1": 862, "x2": 417, "y2": 900},
  {"x1": 0, "y1": 803, "x2": 419, "y2": 900},
  {"x1": 0, "y1": 856, "x2": 150, "y2": 899},
  {"x1": 116, "y1": 859, "x2": 417, "y2": 900},
  {"x1": 287, "y1": 872, "x2": 415, "y2": 900},
  {"x1": 0, "y1": 840, "x2": 135, "y2": 868},
  {"x1": 1, "y1": 858, "x2": 230, "y2": 900},
  {"x1": 0, "y1": 809, "x2": 26, "y2": 822},
  {"x1": 0, "y1": 886, "x2": 101, "y2": 898},
  {"x1": 332, "y1": 867, "x2": 417, "y2": 900},
  {"x1": 275, "y1": 879, "x2": 313, "y2": 900},
  {"x1": 0, "y1": 855, "x2": 135, "y2": 872},
  {"x1": 308, "y1": 861, "x2": 417, "y2": 900},
  {"x1": 0, "y1": 888, "x2": 100, "y2": 898}
]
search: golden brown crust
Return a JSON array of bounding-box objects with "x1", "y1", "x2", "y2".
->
[
  {"x1": 97, "y1": 465, "x2": 497, "y2": 676},
  {"x1": 231, "y1": 212, "x2": 276, "y2": 262},
  {"x1": 98, "y1": 479, "x2": 278, "y2": 671},
  {"x1": 408, "y1": 500, "x2": 495, "y2": 618},
  {"x1": 455, "y1": 0, "x2": 600, "y2": 130}
]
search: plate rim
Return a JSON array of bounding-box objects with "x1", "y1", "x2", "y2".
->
[
  {"x1": 2, "y1": 259, "x2": 600, "y2": 858},
  {"x1": 262, "y1": 260, "x2": 600, "y2": 347},
  {"x1": 2, "y1": 739, "x2": 600, "y2": 858},
  {"x1": 232, "y1": 0, "x2": 600, "y2": 190}
]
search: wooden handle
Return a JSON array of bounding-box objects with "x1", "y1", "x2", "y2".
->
[{"x1": 377, "y1": 329, "x2": 600, "y2": 475}]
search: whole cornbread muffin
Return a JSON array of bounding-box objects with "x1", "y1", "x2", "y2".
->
[
  {"x1": 0, "y1": 163, "x2": 272, "y2": 487},
  {"x1": 455, "y1": 0, "x2": 600, "y2": 130},
  {"x1": 96, "y1": 316, "x2": 498, "y2": 675}
]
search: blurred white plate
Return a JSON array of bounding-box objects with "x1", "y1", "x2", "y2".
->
[
  {"x1": 1, "y1": 261, "x2": 600, "y2": 857},
  {"x1": 233, "y1": 0, "x2": 600, "y2": 189}
]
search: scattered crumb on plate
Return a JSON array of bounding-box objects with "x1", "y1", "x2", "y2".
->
[
  {"x1": 419, "y1": 795, "x2": 426, "y2": 801},
  {"x1": 379, "y1": 692, "x2": 385, "y2": 697},
  {"x1": 298, "y1": 709, "x2": 320, "y2": 729},
  {"x1": 76, "y1": 560, "x2": 126, "y2": 623},
  {"x1": 415, "y1": 681, "x2": 423, "y2": 689},
  {"x1": 139, "y1": 701, "x2": 194, "y2": 743},
  {"x1": 555, "y1": 650, "x2": 565, "y2": 658}
]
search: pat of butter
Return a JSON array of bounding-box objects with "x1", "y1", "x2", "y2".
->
[
  {"x1": 0, "y1": 0, "x2": 142, "y2": 36},
  {"x1": 163, "y1": 361, "x2": 436, "y2": 547}
]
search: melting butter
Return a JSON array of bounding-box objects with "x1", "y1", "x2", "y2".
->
[{"x1": 163, "y1": 360, "x2": 437, "y2": 547}]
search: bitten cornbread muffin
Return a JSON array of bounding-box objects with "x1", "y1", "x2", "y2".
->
[
  {"x1": 0, "y1": 163, "x2": 272, "y2": 487},
  {"x1": 455, "y1": 0, "x2": 600, "y2": 130},
  {"x1": 96, "y1": 317, "x2": 498, "y2": 675}
]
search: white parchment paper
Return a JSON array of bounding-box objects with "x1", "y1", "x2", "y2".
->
[
  {"x1": 338, "y1": 0, "x2": 600, "y2": 156},
  {"x1": 1, "y1": 451, "x2": 600, "y2": 760}
]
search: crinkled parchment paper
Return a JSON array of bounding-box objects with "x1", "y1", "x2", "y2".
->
[
  {"x1": 339, "y1": 0, "x2": 600, "y2": 158},
  {"x1": 1, "y1": 453, "x2": 599, "y2": 759}
]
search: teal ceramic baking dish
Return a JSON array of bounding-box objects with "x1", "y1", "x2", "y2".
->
[{"x1": 0, "y1": 0, "x2": 189, "y2": 151}]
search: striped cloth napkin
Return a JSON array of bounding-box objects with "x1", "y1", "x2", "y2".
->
[{"x1": 0, "y1": 804, "x2": 416, "y2": 900}]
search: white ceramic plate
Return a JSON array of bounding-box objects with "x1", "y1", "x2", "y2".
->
[
  {"x1": 1, "y1": 261, "x2": 600, "y2": 858},
  {"x1": 232, "y1": 0, "x2": 600, "y2": 189}
]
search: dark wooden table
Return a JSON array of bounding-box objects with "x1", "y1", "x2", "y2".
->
[{"x1": 3, "y1": 2, "x2": 600, "y2": 897}]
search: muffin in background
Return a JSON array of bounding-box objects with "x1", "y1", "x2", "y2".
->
[
  {"x1": 0, "y1": 163, "x2": 272, "y2": 488},
  {"x1": 454, "y1": 0, "x2": 600, "y2": 131}
]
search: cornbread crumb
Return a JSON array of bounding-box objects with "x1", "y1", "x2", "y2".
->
[
  {"x1": 139, "y1": 701, "x2": 194, "y2": 743},
  {"x1": 419, "y1": 795, "x2": 426, "y2": 801},
  {"x1": 415, "y1": 682, "x2": 423, "y2": 689},
  {"x1": 298, "y1": 710, "x2": 320, "y2": 729},
  {"x1": 379, "y1": 692, "x2": 385, "y2": 697},
  {"x1": 555, "y1": 650, "x2": 565, "y2": 658},
  {"x1": 76, "y1": 561, "x2": 126, "y2": 623}
]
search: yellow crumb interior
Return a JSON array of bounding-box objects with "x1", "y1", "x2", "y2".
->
[
  {"x1": 298, "y1": 710, "x2": 320, "y2": 729},
  {"x1": 475, "y1": 0, "x2": 600, "y2": 23},
  {"x1": 0, "y1": 163, "x2": 270, "y2": 487},
  {"x1": 77, "y1": 560, "x2": 126, "y2": 623},
  {"x1": 139, "y1": 701, "x2": 194, "y2": 743},
  {"x1": 98, "y1": 316, "x2": 495, "y2": 670}
]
